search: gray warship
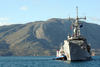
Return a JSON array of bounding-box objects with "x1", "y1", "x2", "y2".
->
[{"x1": 53, "y1": 7, "x2": 92, "y2": 61}]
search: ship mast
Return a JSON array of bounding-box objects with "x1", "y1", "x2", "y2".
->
[{"x1": 69, "y1": 7, "x2": 86, "y2": 38}]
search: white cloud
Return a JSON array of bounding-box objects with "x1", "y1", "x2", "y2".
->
[
  {"x1": 0, "y1": 18, "x2": 9, "y2": 20},
  {"x1": 53, "y1": 17, "x2": 56, "y2": 18},
  {"x1": 20, "y1": 5, "x2": 28, "y2": 10},
  {"x1": 88, "y1": 17, "x2": 100, "y2": 22},
  {"x1": 0, "y1": 22, "x2": 12, "y2": 26},
  {"x1": 35, "y1": 1, "x2": 40, "y2": 3}
]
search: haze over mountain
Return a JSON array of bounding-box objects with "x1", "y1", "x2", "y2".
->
[{"x1": 0, "y1": 18, "x2": 100, "y2": 56}]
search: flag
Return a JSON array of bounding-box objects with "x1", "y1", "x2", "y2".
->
[{"x1": 71, "y1": 25, "x2": 73, "y2": 29}]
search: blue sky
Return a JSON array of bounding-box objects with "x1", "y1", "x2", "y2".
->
[{"x1": 0, "y1": 0, "x2": 100, "y2": 26}]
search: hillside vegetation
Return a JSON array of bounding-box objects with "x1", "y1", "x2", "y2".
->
[{"x1": 0, "y1": 18, "x2": 100, "y2": 56}]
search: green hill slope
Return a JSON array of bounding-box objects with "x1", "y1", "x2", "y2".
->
[{"x1": 0, "y1": 18, "x2": 100, "y2": 56}]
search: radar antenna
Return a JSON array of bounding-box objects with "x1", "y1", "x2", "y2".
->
[
  {"x1": 76, "y1": 7, "x2": 78, "y2": 19},
  {"x1": 69, "y1": 7, "x2": 86, "y2": 38}
]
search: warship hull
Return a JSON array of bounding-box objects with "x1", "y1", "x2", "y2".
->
[{"x1": 64, "y1": 41, "x2": 92, "y2": 61}]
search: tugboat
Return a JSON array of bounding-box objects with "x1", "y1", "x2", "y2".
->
[
  {"x1": 53, "y1": 7, "x2": 92, "y2": 61},
  {"x1": 53, "y1": 45, "x2": 67, "y2": 60}
]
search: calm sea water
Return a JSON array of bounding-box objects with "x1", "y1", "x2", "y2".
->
[{"x1": 0, "y1": 56, "x2": 100, "y2": 67}]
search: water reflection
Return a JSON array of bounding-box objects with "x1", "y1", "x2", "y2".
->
[{"x1": 64, "y1": 60, "x2": 71, "y2": 63}]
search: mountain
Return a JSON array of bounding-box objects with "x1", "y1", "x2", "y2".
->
[{"x1": 0, "y1": 18, "x2": 100, "y2": 56}]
